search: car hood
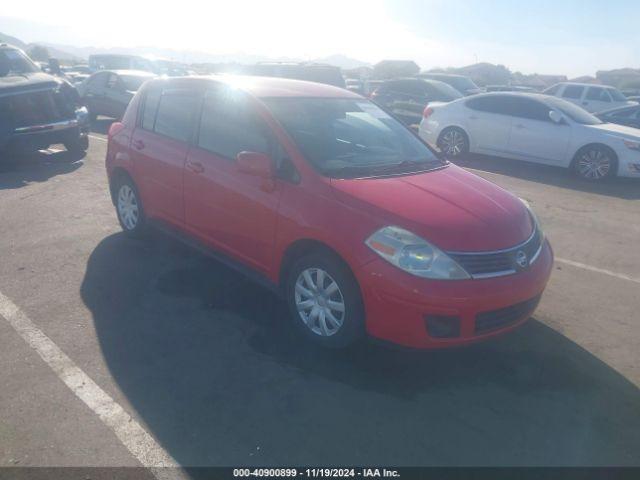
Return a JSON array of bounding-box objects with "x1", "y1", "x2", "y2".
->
[
  {"x1": 0, "y1": 71, "x2": 62, "y2": 96},
  {"x1": 586, "y1": 122, "x2": 640, "y2": 140},
  {"x1": 330, "y1": 164, "x2": 533, "y2": 252}
]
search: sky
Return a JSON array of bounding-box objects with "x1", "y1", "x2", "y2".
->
[{"x1": 1, "y1": 0, "x2": 638, "y2": 76}]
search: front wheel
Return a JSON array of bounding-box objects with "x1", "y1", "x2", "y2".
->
[
  {"x1": 573, "y1": 145, "x2": 617, "y2": 181},
  {"x1": 286, "y1": 252, "x2": 365, "y2": 349},
  {"x1": 437, "y1": 127, "x2": 469, "y2": 157},
  {"x1": 114, "y1": 176, "x2": 147, "y2": 237}
]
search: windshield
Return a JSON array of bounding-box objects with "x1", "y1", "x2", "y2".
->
[
  {"x1": 0, "y1": 49, "x2": 39, "y2": 76},
  {"x1": 448, "y1": 76, "x2": 479, "y2": 91},
  {"x1": 121, "y1": 75, "x2": 152, "y2": 91},
  {"x1": 264, "y1": 98, "x2": 444, "y2": 179},
  {"x1": 607, "y1": 88, "x2": 627, "y2": 102},
  {"x1": 545, "y1": 97, "x2": 603, "y2": 125},
  {"x1": 433, "y1": 81, "x2": 465, "y2": 100}
]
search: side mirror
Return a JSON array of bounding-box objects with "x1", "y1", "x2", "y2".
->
[
  {"x1": 549, "y1": 110, "x2": 565, "y2": 125},
  {"x1": 236, "y1": 151, "x2": 274, "y2": 179}
]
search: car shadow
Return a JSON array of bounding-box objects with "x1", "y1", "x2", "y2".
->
[
  {"x1": 91, "y1": 118, "x2": 116, "y2": 136},
  {"x1": 80, "y1": 232, "x2": 640, "y2": 467},
  {"x1": 0, "y1": 147, "x2": 84, "y2": 190},
  {"x1": 452, "y1": 153, "x2": 640, "y2": 200}
]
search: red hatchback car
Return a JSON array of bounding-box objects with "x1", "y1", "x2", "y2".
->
[{"x1": 106, "y1": 75, "x2": 553, "y2": 349}]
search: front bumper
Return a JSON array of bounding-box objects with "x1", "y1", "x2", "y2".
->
[
  {"x1": 1, "y1": 107, "x2": 89, "y2": 153},
  {"x1": 356, "y1": 239, "x2": 554, "y2": 349}
]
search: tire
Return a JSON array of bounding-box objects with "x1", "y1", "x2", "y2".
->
[
  {"x1": 437, "y1": 127, "x2": 469, "y2": 157},
  {"x1": 64, "y1": 135, "x2": 89, "y2": 154},
  {"x1": 285, "y1": 252, "x2": 365, "y2": 349},
  {"x1": 572, "y1": 144, "x2": 617, "y2": 181},
  {"x1": 113, "y1": 175, "x2": 147, "y2": 238}
]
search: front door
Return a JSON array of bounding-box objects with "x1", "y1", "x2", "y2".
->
[{"x1": 183, "y1": 88, "x2": 283, "y2": 274}]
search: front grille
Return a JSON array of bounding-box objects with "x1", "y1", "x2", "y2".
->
[
  {"x1": 475, "y1": 295, "x2": 541, "y2": 334},
  {"x1": 448, "y1": 227, "x2": 543, "y2": 278},
  {"x1": 4, "y1": 89, "x2": 71, "y2": 129}
]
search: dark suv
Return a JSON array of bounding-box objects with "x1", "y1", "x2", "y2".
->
[{"x1": 0, "y1": 44, "x2": 89, "y2": 156}]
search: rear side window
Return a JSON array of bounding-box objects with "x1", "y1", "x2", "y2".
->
[
  {"x1": 586, "y1": 87, "x2": 611, "y2": 102},
  {"x1": 466, "y1": 96, "x2": 512, "y2": 115},
  {"x1": 153, "y1": 90, "x2": 197, "y2": 142},
  {"x1": 141, "y1": 87, "x2": 161, "y2": 131},
  {"x1": 508, "y1": 98, "x2": 552, "y2": 121},
  {"x1": 197, "y1": 89, "x2": 271, "y2": 159},
  {"x1": 562, "y1": 85, "x2": 584, "y2": 99}
]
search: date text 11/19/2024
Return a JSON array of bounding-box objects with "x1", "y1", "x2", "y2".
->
[{"x1": 233, "y1": 468, "x2": 401, "y2": 478}]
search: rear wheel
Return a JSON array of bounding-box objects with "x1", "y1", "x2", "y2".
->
[
  {"x1": 437, "y1": 127, "x2": 469, "y2": 157},
  {"x1": 285, "y1": 252, "x2": 365, "y2": 349},
  {"x1": 572, "y1": 145, "x2": 617, "y2": 181},
  {"x1": 114, "y1": 175, "x2": 147, "y2": 237}
]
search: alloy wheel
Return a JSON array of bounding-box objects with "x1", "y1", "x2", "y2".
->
[
  {"x1": 577, "y1": 149, "x2": 612, "y2": 180},
  {"x1": 440, "y1": 130, "x2": 466, "y2": 156},
  {"x1": 294, "y1": 268, "x2": 345, "y2": 337},
  {"x1": 117, "y1": 184, "x2": 139, "y2": 230}
]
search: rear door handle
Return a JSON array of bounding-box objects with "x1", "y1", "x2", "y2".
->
[
  {"x1": 132, "y1": 139, "x2": 145, "y2": 150},
  {"x1": 186, "y1": 161, "x2": 204, "y2": 174}
]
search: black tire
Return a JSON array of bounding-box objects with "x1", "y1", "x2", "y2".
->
[
  {"x1": 437, "y1": 127, "x2": 469, "y2": 157},
  {"x1": 285, "y1": 252, "x2": 365, "y2": 349},
  {"x1": 113, "y1": 175, "x2": 147, "y2": 238},
  {"x1": 572, "y1": 144, "x2": 617, "y2": 182},
  {"x1": 64, "y1": 135, "x2": 89, "y2": 154}
]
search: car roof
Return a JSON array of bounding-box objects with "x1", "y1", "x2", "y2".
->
[
  {"x1": 557, "y1": 82, "x2": 616, "y2": 89},
  {"x1": 92, "y1": 69, "x2": 156, "y2": 77},
  {"x1": 146, "y1": 75, "x2": 358, "y2": 99}
]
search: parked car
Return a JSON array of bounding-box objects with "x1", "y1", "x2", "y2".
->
[
  {"x1": 596, "y1": 104, "x2": 640, "y2": 129},
  {"x1": 543, "y1": 82, "x2": 637, "y2": 113},
  {"x1": 105, "y1": 76, "x2": 553, "y2": 349},
  {"x1": 0, "y1": 43, "x2": 89, "y2": 156},
  {"x1": 419, "y1": 92, "x2": 640, "y2": 181},
  {"x1": 370, "y1": 78, "x2": 463, "y2": 127},
  {"x1": 486, "y1": 85, "x2": 537, "y2": 93},
  {"x1": 80, "y1": 70, "x2": 156, "y2": 121},
  {"x1": 419, "y1": 73, "x2": 482, "y2": 96},
  {"x1": 626, "y1": 95, "x2": 640, "y2": 103},
  {"x1": 243, "y1": 62, "x2": 346, "y2": 88}
]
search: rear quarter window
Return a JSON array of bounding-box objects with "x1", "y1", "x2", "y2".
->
[{"x1": 153, "y1": 90, "x2": 198, "y2": 142}]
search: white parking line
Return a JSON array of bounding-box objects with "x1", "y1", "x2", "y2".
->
[
  {"x1": 0, "y1": 290, "x2": 182, "y2": 480},
  {"x1": 556, "y1": 257, "x2": 640, "y2": 285},
  {"x1": 89, "y1": 134, "x2": 107, "y2": 142}
]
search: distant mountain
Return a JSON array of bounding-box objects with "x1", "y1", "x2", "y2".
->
[{"x1": 0, "y1": 31, "x2": 27, "y2": 49}]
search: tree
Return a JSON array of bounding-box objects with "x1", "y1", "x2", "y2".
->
[{"x1": 27, "y1": 45, "x2": 49, "y2": 62}]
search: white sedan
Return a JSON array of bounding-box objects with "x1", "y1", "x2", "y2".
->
[{"x1": 419, "y1": 92, "x2": 640, "y2": 181}]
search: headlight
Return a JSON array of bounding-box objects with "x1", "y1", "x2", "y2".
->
[
  {"x1": 623, "y1": 139, "x2": 640, "y2": 151},
  {"x1": 365, "y1": 226, "x2": 469, "y2": 280},
  {"x1": 519, "y1": 198, "x2": 544, "y2": 241}
]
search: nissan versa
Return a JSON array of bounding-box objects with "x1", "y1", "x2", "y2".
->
[{"x1": 105, "y1": 76, "x2": 553, "y2": 349}]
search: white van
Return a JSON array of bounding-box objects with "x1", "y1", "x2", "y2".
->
[{"x1": 544, "y1": 82, "x2": 637, "y2": 113}]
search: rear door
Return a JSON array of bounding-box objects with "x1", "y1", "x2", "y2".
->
[
  {"x1": 104, "y1": 73, "x2": 130, "y2": 119},
  {"x1": 560, "y1": 84, "x2": 586, "y2": 109},
  {"x1": 83, "y1": 72, "x2": 109, "y2": 115},
  {"x1": 506, "y1": 97, "x2": 570, "y2": 164},
  {"x1": 130, "y1": 85, "x2": 199, "y2": 226},
  {"x1": 183, "y1": 88, "x2": 284, "y2": 274},
  {"x1": 463, "y1": 95, "x2": 513, "y2": 153}
]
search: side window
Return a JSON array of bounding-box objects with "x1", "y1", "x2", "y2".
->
[
  {"x1": 509, "y1": 98, "x2": 552, "y2": 121},
  {"x1": 586, "y1": 87, "x2": 610, "y2": 102},
  {"x1": 106, "y1": 74, "x2": 119, "y2": 89},
  {"x1": 197, "y1": 89, "x2": 271, "y2": 159},
  {"x1": 141, "y1": 86, "x2": 161, "y2": 131},
  {"x1": 562, "y1": 85, "x2": 585, "y2": 99},
  {"x1": 466, "y1": 96, "x2": 512, "y2": 115},
  {"x1": 545, "y1": 84, "x2": 560, "y2": 96},
  {"x1": 88, "y1": 72, "x2": 108, "y2": 89},
  {"x1": 153, "y1": 90, "x2": 198, "y2": 142}
]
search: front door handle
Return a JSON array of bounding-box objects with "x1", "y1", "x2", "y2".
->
[{"x1": 186, "y1": 161, "x2": 204, "y2": 174}]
